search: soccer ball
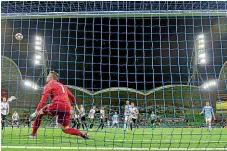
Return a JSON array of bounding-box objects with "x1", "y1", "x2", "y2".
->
[{"x1": 15, "y1": 33, "x2": 23, "y2": 41}]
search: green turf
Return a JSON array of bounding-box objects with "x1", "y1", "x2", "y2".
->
[{"x1": 1, "y1": 127, "x2": 227, "y2": 151}]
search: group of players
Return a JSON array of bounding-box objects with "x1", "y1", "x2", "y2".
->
[
  {"x1": 1, "y1": 71, "x2": 217, "y2": 139},
  {"x1": 67, "y1": 100, "x2": 140, "y2": 132},
  {"x1": 69, "y1": 105, "x2": 106, "y2": 131}
]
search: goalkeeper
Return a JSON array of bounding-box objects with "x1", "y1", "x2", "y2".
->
[{"x1": 29, "y1": 71, "x2": 88, "y2": 139}]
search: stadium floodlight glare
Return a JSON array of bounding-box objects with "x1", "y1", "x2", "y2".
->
[
  {"x1": 198, "y1": 44, "x2": 205, "y2": 49},
  {"x1": 35, "y1": 45, "x2": 42, "y2": 50},
  {"x1": 198, "y1": 39, "x2": 205, "y2": 43},
  {"x1": 201, "y1": 80, "x2": 218, "y2": 89},
  {"x1": 35, "y1": 54, "x2": 42, "y2": 59},
  {"x1": 197, "y1": 34, "x2": 204, "y2": 39},
  {"x1": 199, "y1": 58, "x2": 206, "y2": 64},
  {"x1": 195, "y1": 33, "x2": 206, "y2": 65},
  {"x1": 34, "y1": 59, "x2": 41, "y2": 65},
  {"x1": 35, "y1": 36, "x2": 42, "y2": 42},
  {"x1": 24, "y1": 80, "x2": 39, "y2": 90},
  {"x1": 35, "y1": 41, "x2": 42, "y2": 46},
  {"x1": 198, "y1": 53, "x2": 206, "y2": 58}
]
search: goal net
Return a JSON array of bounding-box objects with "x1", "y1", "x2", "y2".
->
[{"x1": 1, "y1": 1, "x2": 227, "y2": 150}]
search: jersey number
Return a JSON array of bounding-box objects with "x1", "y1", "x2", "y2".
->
[{"x1": 60, "y1": 85, "x2": 65, "y2": 93}]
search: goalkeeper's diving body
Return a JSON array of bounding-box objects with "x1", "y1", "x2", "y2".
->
[{"x1": 29, "y1": 71, "x2": 89, "y2": 139}]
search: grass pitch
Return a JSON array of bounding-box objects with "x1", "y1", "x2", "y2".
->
[{"x1": 1, "y1": 127, "x2": 227, "y2": 151}]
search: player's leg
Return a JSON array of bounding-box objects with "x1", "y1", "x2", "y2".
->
[
  {"x1": 124, "y1": 116, "x2": 129, "y2": 131},
  {"x1": 207, "y1": 118, "x2": 212, "y2": 131},
  {"x1": 2, "y1": 114, "x2": 6, "y2": 130},
  {"x1": 71, "y1": 118, "x2": 76, "y2": 128},
  {"x1": 111, "y1": 121, "x2": 115, "y2": 128},
  {"x1": 152, "y1": 120, "x2": 155, "y2": 129},
  {"x1": 81, "y1": 116, "x2": 87, "y2": 130},
  {"x1": 11, "y1": 120, "x2": 14, "y2": 128},
  {"x1": 59, "y1": 111, "x2": 89, "y2": 139},
  {"x1": 205, "y1": 118, "x2": 208, "y2": 130},
  {"x1": 30, "y1": 113, "x2": 45, "y2": 137},
  {"x1": 135, "y1": 119, "x2": 139, "y2": 129},
  {"x1": 130, "y1": 119, "x2": 133, "y2": 131},
  {"x1": 29, "y1": 104, "x2": 53, "y2": 138},
  {"x1": 97, "y1": 119, "x2": 102, "y2": 130},
  {"x1": 77, "y1": 119, "x2": 81, "y2": 129},
  {"x1": 89, "y1": 118, "x2": 94, "y2": 130},
  {"x1": 16, "y1": 120, "x2": 19, "y2": 128},
  {"x1": 101, "y1": 118, "x2": 105, "y2": 130},
  {"x1": 97, "y1": 119, "x2": 104, "y2": 130}
]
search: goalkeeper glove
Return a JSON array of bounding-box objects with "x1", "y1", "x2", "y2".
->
[
  {"x1": 31, "y1": 111, "x2": 38, "y2": 118},
  {"x1": 7, "y1": 96, "x2": 17, "y2": 102}
]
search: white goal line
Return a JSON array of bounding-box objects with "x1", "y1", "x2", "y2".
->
[
  {"x1": 2, "y1": 138, "x2": 227, "y2": 143},
  {"x1": 1, "y1": 146, "x2": 227, "y2": 150}
]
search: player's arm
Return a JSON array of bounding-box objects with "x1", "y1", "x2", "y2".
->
[
  {"x1": 36, "y1": 85, "x2": 51, "y2": 111},
  {"x1": 211, "y1": 107, "x2": 216, "y2": 120},
  {"x1": 6, "y1": 103, "x2": 9, "y2": 115},
  {"x1": 66, "y1": 88, "x2": 76, "y2": 104},
  {"x1": 31, "y1": 85, "x2": 51, "y2": 118},
  {"x1": 200, "y1": 107, "x2": 204, "y2": 114},
  {"x1": 66, "y1": 88, "x2": 80, "y2": 113}
]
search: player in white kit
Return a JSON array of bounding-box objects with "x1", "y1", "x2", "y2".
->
[
  {"x1": 97, "y1": 107, "x2": 105, "y2": 130},
  {"x1": 1, "y1": 96, "x2": 16, "y2": 130},
  {"x1": 79, "y1": 105, "x2": 88, "y2": 130},
  {"x1": 130, "y1": 102, "x2": 139, "y2": 131},
  {"x1": 88, "y1": 106, "x2": 96, "y2": 130},
  {"x1": 12, "y1": 111, "x2": 20, "y2": 128},
  {"x1": 1, "y1": 97, "x2": 9, "y2": 130}
]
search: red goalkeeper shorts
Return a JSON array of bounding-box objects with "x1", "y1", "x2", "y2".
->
[{"x1": 42, "y1": 103, "x2": 71, "y2": 127}]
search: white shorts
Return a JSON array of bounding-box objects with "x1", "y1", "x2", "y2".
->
[
  {"x1": 88, "y1": 116, "x2": 94, "y2": 119},
  {"x1": 205, "y1": 117, "x2": 212, "y2": 121},
  {"x1": 112, "y1": 121, "x2": 119, "y2": 124},
  {"x1": 124, "y1": 115, "x2": 131, "y2": 122}
]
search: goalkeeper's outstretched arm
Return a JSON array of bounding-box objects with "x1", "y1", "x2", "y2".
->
[{"x1": 66, "y1": 88, "x2": 80, "y2": 113}]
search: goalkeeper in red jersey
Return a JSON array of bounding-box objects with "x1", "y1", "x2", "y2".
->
[{"x1": 29, "y1": 71, "x2": 88, "y2": 139}]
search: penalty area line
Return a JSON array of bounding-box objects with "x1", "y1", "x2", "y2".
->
[{"x1": 1, "y1": 146, "x2": 227, "y2": 150}]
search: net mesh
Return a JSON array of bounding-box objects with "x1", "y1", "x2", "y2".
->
[{"x1": 1, "y1": 1, "x2": 227, "y2": 150}]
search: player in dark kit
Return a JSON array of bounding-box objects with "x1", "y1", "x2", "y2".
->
[{"x1": 29, "y1": 71, "x2": 88, "y2": 139}]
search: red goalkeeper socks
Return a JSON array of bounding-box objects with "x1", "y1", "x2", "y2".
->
[
  {"x1": 63, "y1": 128, "x2": 89, "y2": 139},
  {"x1": 63, "y1": 128, "x2": 82, "y2": 136}
]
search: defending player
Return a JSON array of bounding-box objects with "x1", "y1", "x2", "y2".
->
[
  {"x1": 88, "y1": 106, "x2": 96, "y2": 130},
  {"x1": 1, "y1": 97, "x2": 9, "y2": 130},
  {"x1": 200, "y1": 101, "x2": 216, "y2": 132},
  {"x1": 1, "y1": 96, "x2": 17, "y2": 130},
  {"x1": 71, "y1": 110, "x2": 80, "y2": 129},
  {"x1": 29, "y1": 71, "x2": 88, "y2": 139},
  {"x1": 150, "y1": 111, "x2": 156, "y2": 130},
  {"x1": 97, "y1": 107, "x2": 105, "y2": 130},
  {"x1": 111, "y1": 111, "x2": 119, "y2": 129},
  {"x1": 124, "y1": 100, "x2": 131, "y2": 131},
  {"x1": 12, "y1": 111, "x2": 20, "y2": 128},
  {"x1": 79, "y1": 105, "x2": 88, "y2": 130},
  {"x1": 130, "y1": 102, "x2": 139, "y2": 131}
]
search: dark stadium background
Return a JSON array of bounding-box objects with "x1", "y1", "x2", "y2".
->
[{"x1": 2, "y1": 16, "x2": 227, "y2": 92}]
